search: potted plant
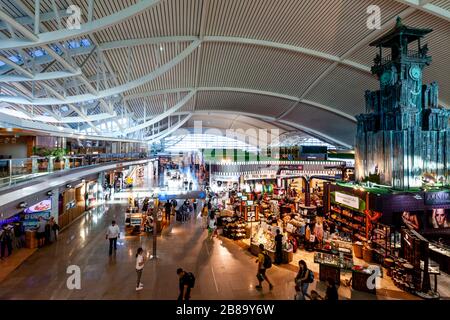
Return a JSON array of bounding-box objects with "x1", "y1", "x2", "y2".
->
[
  {"x1": 52, "y1": 148, "x2": 67, "y2": 170},
  {"x1": 33, "y1": 147, "x2": 50, "y2": 171}
]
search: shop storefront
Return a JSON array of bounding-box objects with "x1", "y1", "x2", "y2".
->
[{"x1": 58, "y1": 182, "x2": 86, "y2": 229}]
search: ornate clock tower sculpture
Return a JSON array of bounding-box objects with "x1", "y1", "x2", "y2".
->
[{"x1": 355, "y1": 18, "x2": 450, "y2": 190}]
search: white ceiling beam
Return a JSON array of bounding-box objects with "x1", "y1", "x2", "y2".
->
[
  {"x1": 145, "y1": 114, "x2": 193, "y2": 142},
  {"x1": 124, "y1": 90, "x2": 196, "y2": 134},
  {"x1": 0, "y1": 9, "x2": 70, "y2": 31},
  {"x1": 144, "y1": 110, "x2": 352, "y2": 149},
  {"x1": 0, "y1": 0, "x2": 163, "y2": 50},
  {"x1": 0, "y1": 107, "x2": 116, "y2": 123},
  {"x1": 0, "y1": 70, "x2": 82, "y2": 82},
  {"x1": 0, "y1": 55, "x2": 33, "y2": 78},
  {"x1": 0, "y1": 41, "x2": 201, "y2": 105},
  {"x1": 0, "y1": 111, "x2": 143, "y2": 143},
  {"x1": 40, "y1": 83, "x2": 102, "y2": 135},
  {"x1": 394, "y1": 0, "x2": 450, "y2": 22},
  {"x1": 12, "y1": 0, "x2": 118, "y2": 127},
  {"x1": 34, "y1": 0, "x2": 40, "y2": 35},
  {"x1": 276, "y1": 7, "x2": 417, "y2": 120},
  {"x1": 0, "y1": 9, "x2": 39, "y2": 42},
  {"x1": 100, "y1": 36, "x2": 198, "y2": 51},
  {"x1": 124, "y1": 86, "x2": 356, "y2": 122}
]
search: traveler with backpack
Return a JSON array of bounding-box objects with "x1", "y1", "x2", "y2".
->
[
  {"x1": 295, "y1": 260, "x2": 314, "y2": 300},
  {"x1": 255, "y1": 244, "x2": 273, "y2": 290},
  {"x1": 177, "y1": 268, "x2": 195, "y2": 301}
]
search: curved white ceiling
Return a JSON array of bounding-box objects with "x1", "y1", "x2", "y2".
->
[{"x1": 0, "y1": 0, "x2": 449, "y2": 148}]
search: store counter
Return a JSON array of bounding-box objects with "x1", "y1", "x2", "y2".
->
[
  {"x1": 314, "y1": 252, "x2": 353, "y2": 286},
  {"x1": 429, "y1": 243, "x2": 450, "y2": 274},
  {"x1": 319, "y1": 262, "x2": 341, "y2": 285},
  {"x1": 249, "y1": 243, "x2": 293, "y2": 264},
  {"x1": 25, "y1": 230, "x2": 37, "y2": 249},
  {"x1": 351, "y1": 267, "x2": 377, "y2": 294}
]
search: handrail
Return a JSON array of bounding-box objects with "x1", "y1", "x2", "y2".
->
[{"x1": 0, "y1": 152, "x2": 150, "y2": 189}]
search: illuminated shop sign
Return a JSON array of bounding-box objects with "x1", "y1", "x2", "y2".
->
[
  {"x1": 335, "y1": 192, "x2": 359, "y2": 210},
  {"x1": 424, "y1": 191, "x2": 450, "y2": 206},
  {"x1": 244, "y1": 173, "x2": 277, "y2": 180}
]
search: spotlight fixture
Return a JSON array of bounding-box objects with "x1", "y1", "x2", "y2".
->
[
  {"x1": 18, "y1": 201, "x2": 28, "y2": 209},
  {"x1": 47, "y1": 191, "x2": 54, "y2": 196},
  {"x1": 66, "y1": 184, "x2": 72, "y2": 188}
]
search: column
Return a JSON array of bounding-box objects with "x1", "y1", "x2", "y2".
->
[
  {"x1": 50, "y1": 187, "x2": 60, "y2": 223},
  {"x1": 48, "y1": 156, "x2": 54, "y2": 172},
  {"x1": 31, "y1": 156, "x2": 39, "y2": 173},
  {"x1": 98, "y1": 172, "x2": 104, "y2": 204}
]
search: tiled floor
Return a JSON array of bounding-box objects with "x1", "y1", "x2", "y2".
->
[
  {"x1": 0, "y1": 248, "x2": 37, "y2": 283},
  {"x1": 0, "y1": 170, "x2": 448, "y2": 300}
]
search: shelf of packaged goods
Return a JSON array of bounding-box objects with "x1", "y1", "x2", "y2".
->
[
  {"x1": 333, "y1": 210, "x2": 366, "y2": 223},
  {"x1": 332, "y1": 205, "x2": 366, "y2": 216},
  {"x1": 373, "y1": 247, "x2": 386, "y2": 257},
  {"x1": 331, "y1": 207, "x2": 342, "y2": 214},
  {"x1": 332, "y1": 217, "x2": 365, "y2": 231},
  {"x1": 372, "y1": 239, "x2": 387, "y2": 248}
]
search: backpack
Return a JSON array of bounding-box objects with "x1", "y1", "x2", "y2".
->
[
  {"x1": 263, "y1": 253, "x2": 272, "y2": 269},
  {"x1": 306, "y1": 269, "x2": 314, "y2": 283},
  {"x1": 186, "y1": 272, "x2": 196, "y2": 288}
]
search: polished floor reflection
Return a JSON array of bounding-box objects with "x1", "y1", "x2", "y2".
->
[{"x1": 0, "y1": 171, "x2": 448, "y2": 300}]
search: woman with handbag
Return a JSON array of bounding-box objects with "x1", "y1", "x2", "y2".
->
[{"x1": 295, "y1": 260, "x2": 313, "y2": 300}]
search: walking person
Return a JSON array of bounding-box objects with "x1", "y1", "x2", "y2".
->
[
  {"x1": 295, "y1": 260, "x2": 314, "y2": 300},
  {"x1": 324, "y1": 277, "x2": 339, "y2": 300},
  {"x1": 48, "y1": 216, "x2": 60, "y2": 243},
  {"x1": 44, "y1": 219, "x2": 51, "y2": 245},
  {"x1": 274, "y1": 229, "x2": 283, "y2": 265},
  {"x1": 208, "y1": 211, "x2": 217, "y2": 240},
  {"x1": 164, "y1": 201, "x2": 172, "y2": 223},
  {"x1": 106, "y1": 220, "x2": 120, "y2": 255},
  {"x1": 135, "y1": 247, "x2": 145, "y2": 291},
  {"x1": 35, "y1": 216, "x2": 47, "y2": 248},
  {"x1": 255, "y1": 244, "x2": 273, "y2": 291},
  {"x1": 180, "y1": 201, "x2": 188, "y2": 223},
  {"x1": 177, "y1": 268, "x2": 195, "y2": 301},
  {"x1": 0, "y1": 224, "x2": 13, "y2": 259},
  {"x1": 201, "y1": 205, "x2": 209, "y2": 229},
  {"x1": 193, "y1": 199, "x2": 198, "y2": 213}
]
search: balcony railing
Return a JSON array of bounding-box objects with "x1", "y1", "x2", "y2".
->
[
  {"x1": 0, "y1": 152, "x2": 148, "y2": 189},
  {"x1": 378, "y1": 50, "x2": 426, "y2": 66}
]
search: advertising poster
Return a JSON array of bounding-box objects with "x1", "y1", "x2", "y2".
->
[{"x1": 23, "y1": 199, "x2": 52, "y2": 230}]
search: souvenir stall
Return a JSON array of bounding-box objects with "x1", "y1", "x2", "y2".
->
[
  {"x1": 125, "y1": 194, "x2": 142, "y2": 235},
  {"x1": 248, "y1": 221, "x2": 294, "y2": 264}
]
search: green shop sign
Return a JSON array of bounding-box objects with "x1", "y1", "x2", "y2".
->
[{"x1": 331, "y1": 191, "x2": 366, "y2": 212}]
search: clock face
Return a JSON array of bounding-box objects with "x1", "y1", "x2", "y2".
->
[
  {"x1": 380, "y1": 70, "x2": 392, "y2": 85},
  {"x1": 409, "y1": 66, "x2": 421, "y2": 80}
]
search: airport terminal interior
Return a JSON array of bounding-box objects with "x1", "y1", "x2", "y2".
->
[{"x1": 0, "y1": 0, "x2": 450, "y2": 302}]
